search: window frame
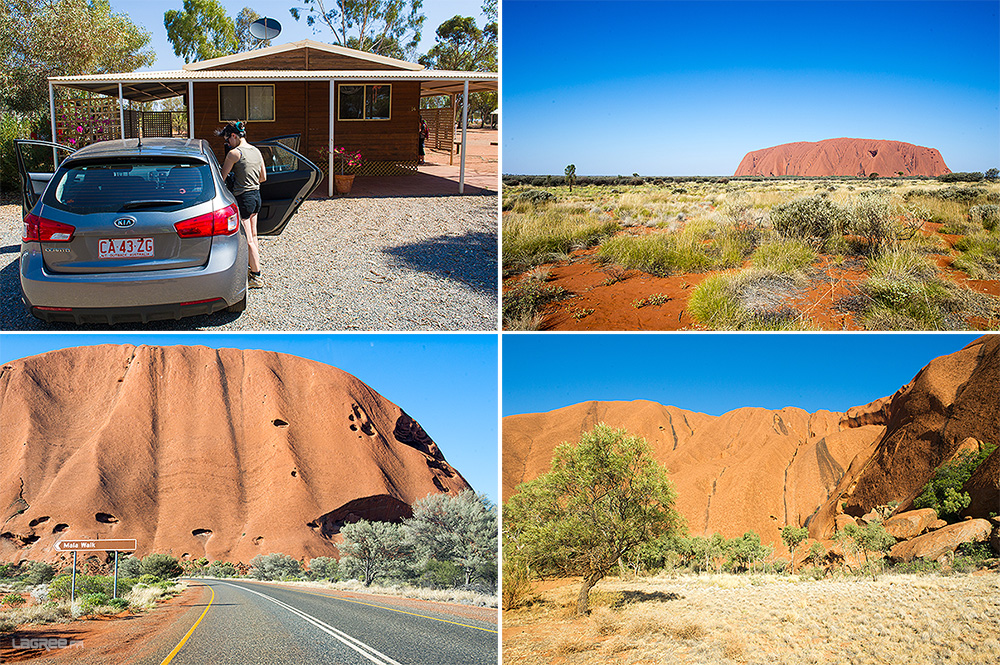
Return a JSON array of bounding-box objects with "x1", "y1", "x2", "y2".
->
[
  {"x1": 338, "y1": 83, "x2": 392, "y2": 121},
  {"x1": 218, "y1": 84, "x2": 275, "y2": 123}
]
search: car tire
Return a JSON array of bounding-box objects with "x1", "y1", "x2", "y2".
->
[{"x1": 226, "y1": 294, "x2": 247, "y2": 313}]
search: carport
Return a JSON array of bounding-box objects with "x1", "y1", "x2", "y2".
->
[{"x1": 45, "y1": 40, "x2": 497, "y2": 196}]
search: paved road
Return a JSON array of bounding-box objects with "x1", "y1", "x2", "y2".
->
[{"x1": 135, "y1": 580, "x2": 497, "y2": 665}]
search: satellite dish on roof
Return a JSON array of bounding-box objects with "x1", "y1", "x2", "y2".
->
[{"x1": 249, "y1": 17, "x2": 281, "y2": 40}]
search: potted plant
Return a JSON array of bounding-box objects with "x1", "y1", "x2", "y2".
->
[{"x1": 333, "y1": 147, "x2": 362, "y2": 194}]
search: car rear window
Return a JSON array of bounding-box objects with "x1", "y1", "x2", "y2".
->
[{"x1": 46, "y1": 161, "x2": 215, "y2": 214}]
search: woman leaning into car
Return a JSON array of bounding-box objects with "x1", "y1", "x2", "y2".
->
[{"x1": 219, "y1": 122, "x2": 267, "y2": 289}]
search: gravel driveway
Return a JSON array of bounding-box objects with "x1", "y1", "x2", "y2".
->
[{"x1": 0, "y1": 195, "x2": 498, "y2": 331}]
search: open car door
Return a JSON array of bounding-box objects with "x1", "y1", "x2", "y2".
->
[
  {"x1": 257, "y1": 137, "x2": 321, "y2": 236},
  {"x1": 13, "y1": 140, "x2": 76, "y2": 218}
]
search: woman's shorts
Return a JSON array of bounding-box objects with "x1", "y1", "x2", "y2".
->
[{"x1": 235, "y1": 189, "x2": 262, "y2": 219}]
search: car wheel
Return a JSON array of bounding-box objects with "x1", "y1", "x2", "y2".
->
[{"x1": 226, "y1": 294, "x2": 247, "y2": 313}]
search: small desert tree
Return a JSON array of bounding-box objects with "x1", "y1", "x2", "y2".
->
[
  {"x1": 837, "y1": 522, "x2": 895, "y2": 580},
  {"x1": 504, "y1": 423, "x2": 682, "y2": 615},
  {"x1": 403, "y1": 490, "x2": 497, "y2": 587},
  {"x1": 780, "y1": 525, "x2": 808, "y2": 573},
  {"x1": 913, "y1": 443, "x2": 997, "y2": 522},
  {"x1": 565, "y1": 164, "x2": 576, "y2": 192},
  {"x1": 339, "y1": 520, "x2": 411, "y2": 586}
]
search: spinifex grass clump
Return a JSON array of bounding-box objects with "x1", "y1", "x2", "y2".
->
[
  {"x1": 953, "y1": 232, "x2": 1000, "y2": 279},
  {"x1": 856, "y1": 247, "x2": 999, "y2": 329},
  {"x1": 597, "y1": 219, "x2": 755, "y2": 277},
  {"x1": 688, "y1": 270, "x2": 810, "y2": 330},
  {"x1": 503, "y1": 204, "x2": 618, "y2": 276},
  {"x1": 750, "y1": 239, "x2": 817, "y2": 273}
]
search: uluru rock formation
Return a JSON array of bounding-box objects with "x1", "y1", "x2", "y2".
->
[
  {"x1": 503, "y1": 336, "x2": 999, "y2": 552},
  {"x1": 0, "y1": 345, "x2": 470, "y2": 566},
  {"x1": 734, "y1": 138, "x2": 951, "y2": 177}
]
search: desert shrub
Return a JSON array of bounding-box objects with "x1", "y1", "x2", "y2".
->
[
  {"x1": 0, "y1": 112, "x2": 36, "y2": 194},
  {"x1": 504, "y1": 189, "x2": 555, "y2": 210},
  {"x1": 847, "y1": 190, "x2": 896, "y2": 249},
  {"x1": 24, "y1": 562, "x2": 56, "y2": 586},
  {"x1": 913, "y1": 442, "x2": 998, "y2": 521},
  {"x1": 798, "y1": 566, "x2": 825, "y2": 581},
  {"x1": 417, "y1": 559, "x2": 464, "y2": 589},
  {"x1": 2, "y1": 593, "x2": 26, "y2": 607},
  {"x1": 249, "y1": 553, "x2": 303, "y2": 581},
  {"x1": 79, "y1": 592, "x2": 110, "y2": 613},
  {"x1": 750, "y1": 239, "x2": 816, "y2": 273},
  {"x1": 47, "y1": 574, "x2": 137, "y2": 601},
  {"x1": 204, "y1": 561, "x2": 238, "y2": 578},
  {"x1": 969, "y1": 204, "x2": 1000, "y2": 231},
  {"x1": 117, "y1": 556, "x2": 142, "y2": 579},
  {"x1": 770, "y1": 196, "x2": 847, "y2": 240},
  {"x1": 140, "y1": 554, "x2": 183, "y2": 579},
  {"x1": 866, "y1": 246, "x2": 938, "y2": 282},
  {"x1": 307, "y1": 557, "x2": 339, "y2": 581},
  {"x1": 938, "y1": 172, "x2": 984, "y2": 183},
  {"x1": 502, "y1": 278, "x2": 567, "y2": 330},
  {"x1": 953, "y1": 233, "x2": 1000, "y2": 278}
]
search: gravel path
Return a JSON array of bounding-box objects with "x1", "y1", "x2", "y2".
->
[{"x1": 0, "y1": 195, "x2": 498, "y2": 331}]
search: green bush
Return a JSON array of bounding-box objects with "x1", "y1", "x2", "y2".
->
[
  {"x1": 2, "y1": 592, "x2": 26, "y2": 607},
  {"x1": 306, "y1": 557, "x2": 338, "y2": 581},
  {"x1": 502, "y1": 278, "x2": 567, "y2": 330},
  {"x1": 770, "y1": 196, "x2": 847, "y2": 240},
  {"x1": 140, "y1": 554, "x2": 183, "y2": 579},
  {"x1": 25, "y1": 562, "x2": 56, "y2": 586},
  {"x1": 48, "y1": 574, "x2": 138, "y2": 600},
  {"x1": 848, "y1": 190, "x2": 895, "y2": 249},
  {"x1": 249, "y1": 553, "x2": 303, "y2": 581},
  {"x1": 204, "y1": 561, "x2": 238, "y2": 578},
  {"x1": 969, "y1": 204, "x2": 1000, "y2": 231},
  {"x1": 0, "y1": 112, "x2": 34, "y2": 195},
  {"x1": 913, "y1": 443, "x2": 998, "y2": 521}
]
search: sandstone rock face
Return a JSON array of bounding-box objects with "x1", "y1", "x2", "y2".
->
[
  {"x1": 504, "y1": 336, "x2": 998, "y2": 552},
  {"x1": 0, "y1": 345, "x2": 470, "y2": 565},
  {"x1": 734, "y1": 138, "x2": 951, "y2": 177},
  {"x1": 884, "y1": 509, "x2": 939, "y2": 541},
  {"x1": 810, "y1": 336, "x2": 1000, "y2": 540},
  {"x1": 504, "y1": 400, "x2": 883, "y2": 549},
  {"x1": 888, "y1": 519, "x2": 992, "y2": 563}
]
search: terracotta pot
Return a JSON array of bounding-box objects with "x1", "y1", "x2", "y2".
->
[{"x1": 334, "y1": 174, "x2": 355, "y2": 194}]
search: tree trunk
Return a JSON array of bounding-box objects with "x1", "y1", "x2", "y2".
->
[{"x1": 575, "y1": 572, "x2": 602, "y2": 616}]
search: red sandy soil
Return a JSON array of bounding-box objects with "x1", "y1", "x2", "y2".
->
[
  {"x1": 505, "y1": 223, "x2": 1000, "y2": 331},
  {"x1": 0, "y1": 345, "x2": 471, "y2": 567},
  {"x1": 734, "y1": 138, "x2": 950, "y2": 177},
  {"x1": 0, "y1": 584, "x2": 206, "y2": 664},
  {"x1": 503, "y1": 336, "x2": 1000, "y2": 549}
]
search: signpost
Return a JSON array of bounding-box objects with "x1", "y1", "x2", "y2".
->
[{"x1": 55, "y1": 539, "x2": 137, "y2": 602}]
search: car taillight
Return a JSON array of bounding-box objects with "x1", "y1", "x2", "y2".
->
[
  {"x1": 173, "y1": 203, "x2": 240, "y2": 238},
  {"x1": 22, "y1": 214, "x2": 76, "y2": 243}
]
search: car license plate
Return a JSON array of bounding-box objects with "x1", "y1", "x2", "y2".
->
[{"x1": 99, "y1": 237, "x2": 154, "y2": 259}]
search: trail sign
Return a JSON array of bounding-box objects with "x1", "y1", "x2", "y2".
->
[{"x1": 55, "y1": 539, "x2": 136, "y2": 552}]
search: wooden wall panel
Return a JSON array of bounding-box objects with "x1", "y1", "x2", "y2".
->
[{"x1": 192, "y1": 79, "x2": 421, "y2": 173}]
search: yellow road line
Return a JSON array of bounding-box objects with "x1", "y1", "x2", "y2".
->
[
  {"x1": 242, "y1": 581, "x2": 498, "y2": 634},
  {"x1": 158, "y1": 582, "x2": 215, "y2": 665}
]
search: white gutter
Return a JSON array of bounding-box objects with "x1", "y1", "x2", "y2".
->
[
  {"x1": 188, "y1": 81, "x2": 194, "y2": 138},
  {"x1": 328, "y1": 80, "x2": 335, "y2": 197}
]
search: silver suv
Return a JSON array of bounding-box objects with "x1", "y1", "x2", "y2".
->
[{"x1": 15, "y1": 136, "x2": 320, "y2": 324}]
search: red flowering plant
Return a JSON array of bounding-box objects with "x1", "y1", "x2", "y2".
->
[{"x1": 333, "y1": 147, "x2": 362, "y2": 175}]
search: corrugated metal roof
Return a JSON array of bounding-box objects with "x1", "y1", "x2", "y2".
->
[
  {"x1": 49, "y1": 70, "x2": 496, "y2": 83},
  {"x1": 48, "y1": 70, "x2": 497, "y2": 102}
]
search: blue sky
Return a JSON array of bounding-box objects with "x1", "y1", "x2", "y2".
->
[
  {"x1": 502, "y1": 0, "x2": 1000, "y2": 175},
  {"x1": 109, "y1": 0, "x2": 491, "y2": 71},
  {"x1": 502, "y1": 333, "x2": 981, "y2": 417},
  {"x1": 0, "y1": 333, "x2": 499, "y2": 503}
]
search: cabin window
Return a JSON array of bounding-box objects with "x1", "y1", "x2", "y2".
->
[
  {"x1": 338, "y1": 84, "x2": 391, "y2": 121},
  {"x1": 219, "y1": 85, "x2": 274, "y2": 122}
]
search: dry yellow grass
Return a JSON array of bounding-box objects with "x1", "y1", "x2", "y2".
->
[{"x1": 502, "y1": 572, "x2": 1000, "y2": 665}]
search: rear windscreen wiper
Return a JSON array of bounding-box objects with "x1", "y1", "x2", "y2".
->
[{"x1": 121, "y1": 200, "x2": 184, "y2": 210}]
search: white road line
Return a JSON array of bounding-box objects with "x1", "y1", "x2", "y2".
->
[{"x1": 220, "y1": 582, "x2": 404, "y2": 665}]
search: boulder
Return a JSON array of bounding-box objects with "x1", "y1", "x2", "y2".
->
[
  {"x1": 884, "y1": 509, "x2": 939, "y2": 540},
  {"x1": 888, "y1": 519, "x2": 992, "y2": 563},
  {"x1": 835, "y1": 514, "x2": 858, "y2": 532},
  {"x1": 928, "y1": 519, "x2": 948, "y2": 531}
]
